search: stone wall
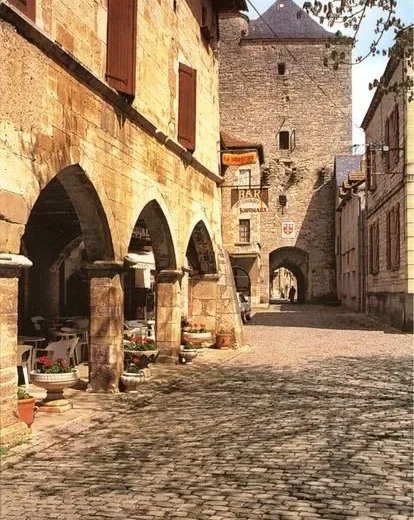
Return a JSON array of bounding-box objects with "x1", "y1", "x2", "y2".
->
[{"x1": 219, "y1": 11, "x2": 352, "y2": 302}]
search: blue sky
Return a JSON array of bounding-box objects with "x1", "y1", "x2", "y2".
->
[{"x1": 247, "y1": 0, "x2": 413, "y2": 147}]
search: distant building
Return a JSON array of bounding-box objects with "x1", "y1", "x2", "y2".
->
[
  {"x1": 335, "y1": 156, "x2": 365, "y2": 312},
  {"x1": 361, "y1": 28, "x2": 414, "y2": 331},
  {"x1": 219, "y1": 0, "x2": 352, "y2": 304}
]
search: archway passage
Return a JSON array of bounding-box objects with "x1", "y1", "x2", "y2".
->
[
  {"x1": 20, "y1": 166, "x2": 114, "y2": 323},
  {"x1": 232, "y1": 266, "x2": 251, "y2": 296},
  {"x1": 185, "y1": 221, "x2": 217, "y2": 331},
  {"x1": 269, "y1": 247, "x2": 308, "y2": 303},
  {"x1": 271, "y1": 267, "x2": 297, "y2": 302},
  {"x1": 186, "y1": 221, "x2": 217, "y2": 275}
]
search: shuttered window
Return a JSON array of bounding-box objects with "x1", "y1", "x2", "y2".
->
[
  {"x1": 386, "y1": 210, "x2": 391, "y2": 269},
  {"x1": 390, "y1": 204, "x2": 400, "y2": 270},
  {"x1": 389, "y1": 104, "x2": 400, "y2": 167},
  {"x1": 178, "y1": 63, "x2": 197, "y2": 152},
  {"x1": 106, "y1": 0, "x2": 137, "y2": 98},
  {"x1": 369, "y1": 220, "x2": 379, "y2": 275},
  {"x1": 9, "y1": 0, "x2": 36, "y2": 21}
]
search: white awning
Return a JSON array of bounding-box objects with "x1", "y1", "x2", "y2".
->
[{"x1": 124, "y1": 251, "x2": 155, "y2": 270}]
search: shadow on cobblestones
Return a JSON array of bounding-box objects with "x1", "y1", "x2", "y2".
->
[
  {"x1": 249, "y1": 305, "x2": 405, "y2": 334},
  {"x1": 1, "y1": 354, "x2": 412, "y2": 520}
]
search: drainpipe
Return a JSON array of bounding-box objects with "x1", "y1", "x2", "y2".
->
[{"x1": 350, "y1": 190, "x2": 365, "y2": 313}]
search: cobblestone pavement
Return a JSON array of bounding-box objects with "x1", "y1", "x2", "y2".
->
[{"x1": 1, "y1": 305, "x2": 413, "y2": 520}]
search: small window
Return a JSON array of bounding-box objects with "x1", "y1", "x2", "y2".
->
[
  {"x1": 239, "y1": 220, "x2": 250, "y2": 243},
  {"x1": 238, "y1": 169, "x2": 251, "y2": 187},
  {"x1": 279, "y1": 131, "x2": 290, "y2": 150},
  {"x1": 278, "y1": 63, "x2": 286, "y2": 75},
  {"x1": 9, "y1": 0, "x2": 36, "y2": 21}
]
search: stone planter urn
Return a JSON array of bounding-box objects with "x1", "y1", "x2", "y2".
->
[
  {"x1": 180, "y1": 347, "x2": 198, "y2": 364},
  {"x1": 30, "y1": 370, "x2": 79, "y2": 413},
  {"x1": 183, "y1": 331, "x2": 213, "y2": 346},
  {"x1": 124, "y1": 349, "x2": 159, "y2": 369},
  {"x1": 120, "y1": 369, "x2": 150, "y2": 392}
]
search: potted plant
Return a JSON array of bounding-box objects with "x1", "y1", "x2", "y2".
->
[
  {"x1": 124, "y1": 336, "x2": 160, "y2": 369},
  {"x1": 179, "y1": 342, "x2": 198, "y2": 364},
  {"x1": 16, "y1": 387, "x2": 38, "y2": 428},
  {"x1": 182, "y1": 322, "x2": 213, "y2": 346},
  {"x1": 120, "y1": 355, "x2": 147, "y2": 392},
  {"x1": 215, "y1": 329, "x2": 233, "y2": 349},
  {"x1": 31, "y1": 357, "x2": 79, "y2": 413}
]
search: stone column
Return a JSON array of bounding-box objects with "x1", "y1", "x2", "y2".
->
[
  {"x1": 190, "y1": 274, "x2": 219, "y2": 332},
  {"x1": 88, "y1": 261, "x2": 124, "y2": 393},
  {"x1": 155, "y1": 270, "x2": 182, "y2": 363},
  {"x1": 0, "y1": 255, "x2": 32, "y2": 446}
]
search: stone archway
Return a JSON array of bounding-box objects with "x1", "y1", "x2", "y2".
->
[
  {"x1": 232, "y1": 266, "x2": 251, "y2": 296},
  {"x1": 269, "y1": 247, "x2": 309, "y2": 303},
  {"x1": 20, "y1": 165, "x2": 120, "y2": 393},
  {"x1": 126, "y1": 200, "x2": 179, "y2": 362}
]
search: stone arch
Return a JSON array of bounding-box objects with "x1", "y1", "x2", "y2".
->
[
  {"x1": 23, "y1": 164, "x2": 115, "y2": 264},
  {"x1": 186, "y1": 220, "x2": 217, "y2": 274},
  {"x1": 130, "y1": 199, "x2": 177, "y2": 271},
  {"x1": 269, "y1": 247, "x2": 309, "y2": 303}
]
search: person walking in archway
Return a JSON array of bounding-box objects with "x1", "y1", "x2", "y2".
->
[{"x1": 288, "y1": 286, "x2": 296, "y2": 303}]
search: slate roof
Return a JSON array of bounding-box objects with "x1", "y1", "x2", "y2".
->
[
  {"x1": 334, "y1": 155, "x2": 363, "y2": 187},
  {"x1": 245, "y1": 0, "x2": 334, "y2": 40}
]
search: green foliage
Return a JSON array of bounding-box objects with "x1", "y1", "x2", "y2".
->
[
  {"x1": 17, "y1": 387, "x2": 31, "y2": 400},
  {"x1": 303, "y1": 1, "x2": 413, "y2": 98}
]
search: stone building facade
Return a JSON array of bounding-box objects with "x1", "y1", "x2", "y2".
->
[
  {"x1": 0, "y1": 0, "x2": 246, "y2": 445},
  {"x1": 362, "y1": 29, "x2": 414, "y2": 331},
  {"x1": 219, "y1": 0, "x2": 352, "y2": 304},
  {"x1": 335, "y1": 162, "x2": 366, "y2": 312}
]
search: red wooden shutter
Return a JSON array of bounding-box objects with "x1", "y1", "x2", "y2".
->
[
  {"x1": 178, "y1": 63, "x2": 197, "y2": 152},
  {"x1": 106, "y1": 0, "x2": 137, "y2": 97},
  {"x1": 385, "y1": 117, "x2": 390, "y2": 171},
  {"x1": 386, "y1": 211, "x2": 391, "y2": 269},
  {"x1": 393, "y1": 105, "x2": 399, "y2": 166},
  {"x1": 394, "y1": 204, "x2": 400, "y2": 268},
  {"x1": 9, "y1": 0, "x2": 36, "y2": 21}
]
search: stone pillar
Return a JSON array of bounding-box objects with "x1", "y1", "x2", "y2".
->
[
  {"x1": 0, "y1": 255, "x2": 32, "y2": 446},
  {"x1": 88, "y1": 261, "x2": 124, "y2": 393},
  {"x1": 155, "y1": 270, "x2": 182, "y2": 364},
  {"x1": 190, "y1": 274, "x2": 219, "y2": 332}
]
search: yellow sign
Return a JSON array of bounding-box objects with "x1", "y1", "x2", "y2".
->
[{"x1": 222, "y1": 152, "x2": 257, "y2": 166}]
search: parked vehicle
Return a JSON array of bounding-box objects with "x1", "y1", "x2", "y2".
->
[{"x1": 237, "y1": 292, "x2": 251, "y2": 323}]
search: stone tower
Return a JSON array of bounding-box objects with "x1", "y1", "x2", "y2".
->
[{"x1": 219, "y1": 0, "x2": 352, "y2": 303}]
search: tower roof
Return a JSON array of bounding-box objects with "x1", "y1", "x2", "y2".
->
[{"x1": 245, "y1": 0, "x2": 334, "y2": 40}]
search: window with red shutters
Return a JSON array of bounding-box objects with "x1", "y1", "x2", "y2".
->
[
  {"x1": 9, "y1": 0, "x2": 36, "y2": 21},
  {"x1": 178, "y1": 63, "x2": 197, "y2": 152},
  {"x1": 106, "y1": 0, "x2": 137, "y2": 98}
]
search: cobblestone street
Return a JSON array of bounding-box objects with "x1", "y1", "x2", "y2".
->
[{"x1": 1, "y1": 305, "x2": 413, "y2": 520}]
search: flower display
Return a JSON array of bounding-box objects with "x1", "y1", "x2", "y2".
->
[
  {"x1": 36, "y1": 356, "x2": 72, "y2": 374},
  {"x1": 125, "y1": 336, "x2": 158, "y2": 351},
  {"x1": 187, "y1": 322, "x2": 210, "y2": 333}
]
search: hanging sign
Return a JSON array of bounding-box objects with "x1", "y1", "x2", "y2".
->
[
  {"x1": 231, "y1": 188, "x2": 268, "y2": 210},
  {"x1": 282, "y1": 222, "x2": 295, "y2": 239},
  {"x1": 222, "y1": 151, "x2": 257, "y2": 166}
]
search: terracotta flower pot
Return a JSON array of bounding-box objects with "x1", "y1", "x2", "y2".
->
[
  {"x1": 17, "y1": 397, "x2": 38, "y2": 428},
  {"x1": 215, "y1": 333, "x2": 232, "y2": 349}
]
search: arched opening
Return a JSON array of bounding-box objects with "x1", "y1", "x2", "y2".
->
[
  {"x1": 269, "y1": 247, "x2": 308, "y2": 303},
  {"x1": 184, "y1": 220, "x2": 217, "y2": 327},
  {"x1": 124, "y1": 200, "x2": 177, "y2": 322},
  {"x1": 270, "y1": 267, "x2": 298, "y2": 302},
  {"x1": 19, "y1": 166, "x2": 114, "y2": 328},
  {"x1": 232, "y1": 266, "x2": 251, "y2": 296}
]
